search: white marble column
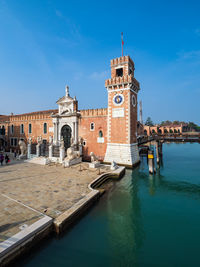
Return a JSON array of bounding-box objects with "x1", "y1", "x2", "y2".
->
[
  {"x1": 73, "y1": 122, "x2": 75, "y2": 143},
  {"x1": 59, "y1": 146, "x2": 65, "y2": 162},
  {"x1": 75, "y1": 121, "x2": 78, "y2": 144},
  {"x1": 36, "y1": 144, "x2": 40, "y2": 157},
  {"x1": 53, "y1": 123, "x2": 57, "y2": 143},
  {"x1": 27, "y1": 144, "x2": 31, "y2": 159},
  {"x1": 57, "y1": 122, "x2": 59, "y2": 143},
  {"x1": 49, "y1": 145, "x2": 53, "y2": 158}
]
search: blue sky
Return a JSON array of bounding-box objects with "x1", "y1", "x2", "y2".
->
[{"x1": 0, "y1": 0, "x2": 199, "y2": 124}]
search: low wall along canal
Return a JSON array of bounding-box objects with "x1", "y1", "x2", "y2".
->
[{"x1": 15, "y1": 142, "x2": 200, "y2": 267}]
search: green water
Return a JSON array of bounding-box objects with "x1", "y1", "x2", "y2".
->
[{"x1": 19, "y1": 143, "x2": 200, "y2": 266}]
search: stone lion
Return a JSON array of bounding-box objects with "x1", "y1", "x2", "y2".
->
[
  {"x1": 18, "y1": 140, "x2": 27, "y2": 157},
  {"x1": 66, "y1": 147, "x2": 80, "y2": 161},
  {"x1": 90, "y1": 152, "x2": 99, "y2": 163}
]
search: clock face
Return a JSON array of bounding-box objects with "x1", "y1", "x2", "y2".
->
[
  {"x1": 132, "y1": 95, "x2": 136, "y2": 107},
  {"x1": 113, "y1": 94, "x2": 124, "y2": 105}
]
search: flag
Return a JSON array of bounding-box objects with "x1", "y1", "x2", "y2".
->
[{"x1": 121, "y1": 32, "x2": 124, "y2": 45}]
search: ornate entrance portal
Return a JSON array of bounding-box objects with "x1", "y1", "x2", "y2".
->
[{"x1": 61, "y1": 125, "x2": 71, "y2": 150}]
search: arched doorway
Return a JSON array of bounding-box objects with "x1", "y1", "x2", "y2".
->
[{"x1": 61, "y1": 125, "x2": 72, "y2": 150}]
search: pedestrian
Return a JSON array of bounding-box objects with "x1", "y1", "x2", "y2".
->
[
  {"x1": 5, "y1": 154, "x2": 10, "y2": 164},
  {"x1": 14, "y1": 150, "x2": 17, "y2": 158},
  {"x1": 0, "y1": 153, "x2": 4, "y2": 165}
]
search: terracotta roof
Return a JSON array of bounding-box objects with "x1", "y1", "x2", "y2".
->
[
  {"x1": 0, "y1": 115, "x2": 9, "y2": 122},
  {"x1": 10, "y1": 109, "x2": 58, "y2": 117}
]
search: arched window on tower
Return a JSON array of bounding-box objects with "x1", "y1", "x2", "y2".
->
[
  {"x1": 90, "y1": 122, "x2": 95, "y2": 131},
  {"x1": 99, "y1": 130, "x2": 103, "y2": 138}
]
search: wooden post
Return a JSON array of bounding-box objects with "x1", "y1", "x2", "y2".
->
[
  {"x1": 148, "y1": 150, "x2": 155, "y2": 174},
  {"x1": 156, "y1": 141, "x2": 159, "y2": 164}
]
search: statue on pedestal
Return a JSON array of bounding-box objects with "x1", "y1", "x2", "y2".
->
[
  {"x1": 18, "y1": 140, "x2": 27, "y2": 159},
  {"x1": 89, "y1": 152, "x2": 100, "y2": 168},
  {"x1": 110, "y1": 160, "x2": 118, "y2": 170}
]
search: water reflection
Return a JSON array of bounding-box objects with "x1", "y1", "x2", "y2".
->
[{"x1": 106, "y1": 172, "x2": 145, "y2": 266}]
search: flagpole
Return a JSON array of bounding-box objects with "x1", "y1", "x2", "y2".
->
[{"x1": 121, "y1": 32, "x2": 124, "y2": 57}]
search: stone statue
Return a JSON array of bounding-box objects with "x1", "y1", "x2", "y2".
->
[
  {"x1": 89, "y1": 152, "x2": 100, "y2": 168},
  {"x1": 78, "y1": 136, "x2": 83, "y2": 145},
  {"x1": 60, "y1": 137, "x2": 65, "y2": 149},
  {"x1": 28, "y1": 137, "x2": 32, "y2": 144},
  {"x1": 18, "y1": 140, "x2": 27, "y2": 158},
  {"x1": 65, "y1": 85, "x2": 69, "y2": 97},
  {"x1": 90, "y1": 152, "x2": 99, "y2": 163},
  {"x1": 111, "y1": 160, "x2": 118, "y2": 170},
  {"x1": 49, "y1": 136, "x2": 53, "y2": 145},
  {"x1": 70, "y1": 136, "x2": 76, "y2": 146},
  {"x1": 37, "y1": 136, "x2": 42, "y2": 145},
  {"x1": 66, "y1": 147, "x2": 80, "y2": 161}
]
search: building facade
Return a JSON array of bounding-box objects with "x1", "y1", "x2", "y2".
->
[{"x1": 0, "y1": 55, "x2": 140, "y2": 167}]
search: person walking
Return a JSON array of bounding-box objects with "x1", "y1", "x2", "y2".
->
[
  {"x1": 14, "y1": 150, "x2": 17, "y2": 158},
  {"x1": 5, "y1": 154, "x2": 10, "y2": 164},
  {"x1": 0, "y1": 153, "x2": 4, "y2": 165}
]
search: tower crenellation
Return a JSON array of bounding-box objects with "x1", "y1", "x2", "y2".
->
[{"x1": 105, "y1": 55, "x2": 139, "y2": 91}]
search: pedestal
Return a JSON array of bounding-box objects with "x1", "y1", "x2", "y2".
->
[
  {"x1": 27, "y1": 144, "x2": 31, "y2": 159},
  {"x1": 36, "y1": 145, "x2": 40, "y2": 157},
  {"x1": 63, "y1": 157, "x2": 82, "y2": 167},
  {"x1": 89, "y1": 162, "x2": 101, "y2": 168},
  {"x1": 49, "y1": 145, "x2": 53, "y2": 158},
  {"x1": 104, "y1": 143, "x2": 140, "y2": 167},
  {"x1": 79, "y1": 145, "x2": 83, "y2": 156},
  {"x1": 60, "y1": 147, "x2": 65, "y2": 162}
]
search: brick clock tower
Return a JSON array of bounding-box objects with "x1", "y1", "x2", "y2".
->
[{"x1": 104, "y1": 55, "x2": 140, "y2": 167}]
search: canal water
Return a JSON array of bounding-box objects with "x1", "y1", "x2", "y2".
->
[{"x1": 19, "y1": 143, "x2": 200, "y2": 267}]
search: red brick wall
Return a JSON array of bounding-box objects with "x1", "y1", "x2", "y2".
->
[
  {"x1": 108, "y1": 90, "x2": 129, "y2": 144},
  {"x1": 130, "y1": 90, "x2": 137, "y2": 143},
  {"x1": 0, "y1": 110, "x2": 56, "y2": 151},
  {"x1": 79, "y1": 109, "x2": 107, "y2": 161}
]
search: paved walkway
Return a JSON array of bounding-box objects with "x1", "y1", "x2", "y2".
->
[{"x1": 0, "y1": 161, "x2": 110, "y2": 242}]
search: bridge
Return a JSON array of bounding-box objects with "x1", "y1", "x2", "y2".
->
[{"x1": 138, "y1": 133, "x2": 200, "y2": 145}]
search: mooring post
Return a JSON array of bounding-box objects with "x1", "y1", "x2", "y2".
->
[
  {"x1": 148, "y1": 150, "x2": 155, "y2": 174},
  {"x1": 156, "y1": 141, "x2": 160, "y2": 164},
  {"x1": 159, "y1": 141, "x2": 163, "y2": 155}
]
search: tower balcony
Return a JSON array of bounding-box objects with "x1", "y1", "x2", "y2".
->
[{"x1": 105, "y1": 75, "x2": 140, "y2": 91}]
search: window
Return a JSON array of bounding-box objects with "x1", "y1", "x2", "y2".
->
[
  {"x1": 29, "y1": 123, "x2": 32, "y2": 134},
  {"x1": 132, "y1": 95, "x2": 136, "y2": 107},
  {"x1": 90, "y1": 122, "x2": 95, "y2": 131},
  {"x1": 10, "y1": 138, "x2": 14, "y2": 146},
  {"x1": 0, "y1": 125, "x2": 5, "y2": 135},
  {"x1": 99, "y1": 130, "x2": 103, "y2": 137},
  {"x1": 20, "y1": 124, "x2": 24, "y2": 134},
  {"x1": 10, "y1": 124, "x2": 14, "y2": 134},
  {"x1": 116, "y1": 68, "x2": 123, "y2": 77},
  {"x1": 43, "y1": 123, "x2": 47, "y2": 134},
  {"x1": 14, "y1": 138, "x2": 17, "y2": 147},
  {"x1": 83, "y1": 140, "x2": 86, "y2": 146},
  {"x1": 10, "y1": 138, "x2": 17, "y2": 147}
]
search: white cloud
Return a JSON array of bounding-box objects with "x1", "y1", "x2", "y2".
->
[
  {"x1": 55, "y1": 10, "x2": 63, "y2": 18},
  {"x1": 89, "y1": 70, "x2": 109, "y2": 80},
  {"x1": 176, "y1": 50, "x2": 200, "y2": 61},
  {"x1": 194, "y1": 28, "x2": 200, "y2": 36}
]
